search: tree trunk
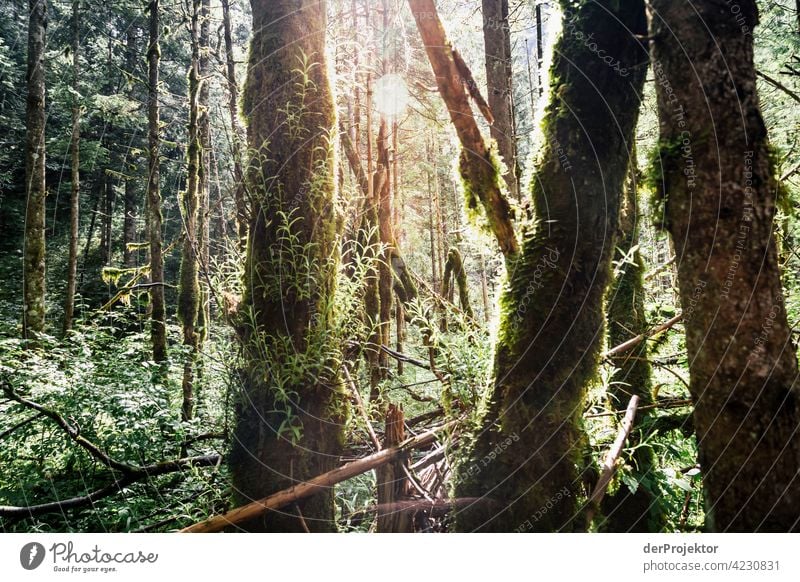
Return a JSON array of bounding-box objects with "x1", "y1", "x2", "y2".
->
[
  {"x1": 600, "y1": 162, "x2": 662, "y2": 532},
  {"x1": 442, "y1": 247, "x2": 473, "y2": 319},
  {"x1": 230, "y1": 0, "x2": 345, "y2": 532},
  {"x1": 22, "y1": 0, "x2": 47, "y2": 339},
  {"x1": 377, "y1": 119, "x2": 393, "y2": 382},
  {"x1": 482, "y1": 0, "x2": 520, "y2": 200},
  {"x1": 409, "y1": 0, "x2": 518, "y2": 258},
  {"x1": 63, "y1": 0, "x2": 80, "y2": 334},
  {"x1": 453, "y1": 0, "x2": 648, "y2": 532},
  {"x1": 179, "y1": 0, "x2": 202, "y2": 422},
  {"x1": 123, "y1": 26, "x2": 140, "y2": 269},
  {"x1": 101, "y1": 170, "x2": 114, "y2": 266},
  {"x1": 650, "y1": 0, "x2": 800, "y2": 532},
  {"x1": 147, "y1": 0, "x2": 167, "y2": 363},
  {"x1": 221, "y1": 0, "x2": 247, "y2": 248},
  {"x1": 376, "y1": 403, "x2": 413, "y2": 532}
]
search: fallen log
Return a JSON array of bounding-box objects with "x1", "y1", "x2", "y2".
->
[{"x1": 181, "y1": 422, "x2": 455, "y2": 533}]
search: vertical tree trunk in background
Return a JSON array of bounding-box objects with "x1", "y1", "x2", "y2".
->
[
  {"x1": 601, "y1": 164, "x2": 662, "y2": 532},
  {"x1": 101, "y1": 170, "x2": 114, "y2": 266},
  {"x1": 650, "y1": 0, "x2": 800, "y2": 531},
  {"x1": 442, "y1": 247, "x2": 473, "y2": 319},
  {"x1": 453, "y1": 0, "x2": 648, "y2": 532},
  {"x1": 63, "y1": 0, "x2": 80, "y2": 334},
  {"x1": 179, "y1": 0, "x2": 202, "y2": 422},
  {"x1": 479, "y1": 249, "x2": 490, "y2": 322},
  {"x1": 22, "y1": 0, "x2": 47, "y2": 339},
  {"x1": 221, "y1": 0, "x2": 247, "y2": 248},
  {"x1": 482, "y1": 0, "x2": 520, "y2": 200},
  {"x1": 147, "y1": 0, "x2": 167, "y2": 363},
  {"x1": 377, "y1": 119, "x2": 393, "y2": 382},
  {"x1": 123, "y1": 27, "x2": 140, "y2": 269},
  {"x1": 230, "y1": 0, "x2": 345, "y2": 532},
  {"x1": 197, "y1": 0, "x2": 210, "y2": 347},
  {"x1": 426, "y1": 139, "x2": 439, "y2": 291}
]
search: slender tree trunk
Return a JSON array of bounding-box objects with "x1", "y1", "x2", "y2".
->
[
  {"x1": 453, "y1": 0, "x2": 648, "y2": 532},
  {"x1": 377, "y1": 119, "x2": 393, "y2": 381},
  {"x1": 147, "y1": 0, "x2": 167, "y2": 363},
  {"x1": 123, "y1": 27, "x2": 140, "y2": 269},
  {"x1": 230, "y1": 0, "x2": 345, "y2": 532},
  {"x1": 179, "y1": 0, "x2": 202, "y2": 422},
  {"x1": 101, "y1": 170, "x2": 114, "y2": 266},
  {"x1": 482, "y1": 0, "x2": 520, "y2": 200},
  {"x1": 601, "y1": 162, "x2": 662, "y2": 532},
  {"x1": 650, "y1": 0, "x2": 800, "y2": 532},
  {"x1": 197, "y1": 0, "x2": 210, "y2": 346},
  {"x1": 479, "y1": 249, "x2": 490, "y2": 322},
  {"x1": 376, "y1": 403, "x2": 413, "y2": 532},
  {"x1": 221, "y1": 0, "x2": 247, "y2": 248},
  {"x1": 22, "y1": 0, "x2": 47, "y2": 339},
  {"x1": 63, "y1": 0, "x2": 80, "y2": 334}
]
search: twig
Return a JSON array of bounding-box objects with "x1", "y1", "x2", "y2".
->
[
  {"x1": 0, "y1": 412, "x2": 44, "y2": 441},
  {"x1": 603, "y1": 313, "x2": 683, "y2": 358},
  {"x1": 343, "y1": 365, "x2": 381, "y2": 451},
  {"x1": 586, "y1": 395, "x2": 640, "y2": 524}
]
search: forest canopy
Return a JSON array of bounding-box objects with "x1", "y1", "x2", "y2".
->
[{"x1": 1, "y1": 0, "x2": 800, "y2": 534}]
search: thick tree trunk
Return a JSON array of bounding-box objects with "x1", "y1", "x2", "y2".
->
[
  {"x1": 453, "y1": 0, "x2": 648, "y2": 532},
  {"x1": 376, "y1": 403, "x2": 413, "y2": 532},
  {"x1": 230, "y1": 0, "x2": 345, "y2": 532},
  {"x1": 601, "y1": 164, "x2": 662, "y2": 532},
  {"x1": 147, "y1": 0, "x2": 167, "y2": 363},
  {"x1": 22, "y1": 0, "x2": 47, "y2": 338},
  {"x1": 63, "y1": 0, "x2": 80, "y2": 334},
  {"x1": 650, "y1": 0, "x2": 800, "y2": 532},
  {"x1": 482, "y1": 0, "x2": 520, "y2": 201}
]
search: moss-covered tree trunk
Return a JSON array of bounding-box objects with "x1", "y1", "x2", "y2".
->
[
  {"x1": 178, "y1": 0, "x2": 202, "y2": 422},
  {"x1": 63, "y1": 0, "x2": 80, "y2": 334},
  {"x1": 650, "y1": 0, "x2": 800, "y2": 531},
  {"x1": 22, "y1": 0, "x2": 47, "y2": 339},
  {"x1": 146, "y1": 0, "x2": 167, "y2": 363},
  {"x1": 600, "y1": 164, "x2": 662, "y2": 532},
  {"x1": 229, "y1": 0, "x2": 345, "y2": 532},
  {"x1": 453, "y1": 0, "x2": 648, "y2": 532}
]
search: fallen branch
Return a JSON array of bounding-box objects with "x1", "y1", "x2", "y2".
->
[
  {"x1": 380, "y1": 345, "x2": 430, "y2": 370},
  {"x1": 603, "y1": 313, "x2": 683, "y2": 358},
  {"x1": 0, "y1": 412, "x2": 44, "y2": 441},
  {"x1": 181, "y1": 422, "x2": 455, "y2": 532},
  {"x1": 585, "y1": 395, "x2": 640, "y2": 524},
  {"x1": 0, "y1": 454, "x2": 221, "y2": 519}
]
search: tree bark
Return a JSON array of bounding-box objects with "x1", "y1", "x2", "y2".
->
[
  {"x1": 22, "y1": 0, "x2": 47, "y2": 338},
  {"x1": 600, "y1": 163, "x2": 662, "y2": 532},
  {"x1": 230, "y1": 0, "x2": 345, "y2": 532},
  {"x1": 409, "y1": 0, "x2": 518, "y2": 258},
  {"x1": 63, "y1": 0, "x2": 80, "y2": 333},
  {"x1": 650, "y1": 0, "x2": 800, "y2": 531},
  {"x1": 453, "y1": 0, "x2": 648, "y2": 532},
  {"x1": 482, "y1": 0, "x2": 520, "y2": 201},
  {"x1": 147, "y1": 0, "x2": 167, "y2": 363},
  {"x1": 220, "y1": 0, "x2": 247, "y2": 249},
  {"x1": 179, "y1": 0, "x2": 202, "y2": 422}
]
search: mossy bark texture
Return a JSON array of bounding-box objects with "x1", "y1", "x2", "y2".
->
[
  {"x1": 230, "y1": 0, "x2": 345, "y2": 532},
  {"x1": 453, "y1": 0, "x2": 648, "y2": 532},
  {"x1": 23, "y1": 0, "x2": 47, "y2": 338},
  {"x1": 650, "y1": 0, "x2": 800, "y2": 532}
]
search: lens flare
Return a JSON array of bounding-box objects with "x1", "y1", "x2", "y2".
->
[{"x1": 373, "y1": 73, "x2": 409, "y2": 117}]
